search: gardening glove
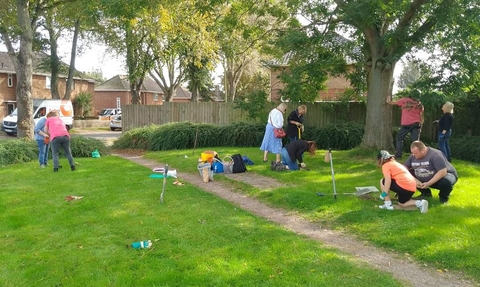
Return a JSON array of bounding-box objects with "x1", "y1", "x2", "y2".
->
[{"x1": 300, "y1": 162, "x2": 306, "y2": 168}]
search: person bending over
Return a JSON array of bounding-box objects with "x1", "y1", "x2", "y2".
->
[
  {"x1": 377, "y1": 150, "x2": 428, "y2": 213},
  {"x1": 278, "y1": 140, "x2": 317, "y2": 171}
]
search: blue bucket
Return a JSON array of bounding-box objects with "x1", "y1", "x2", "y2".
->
[{"x1": 213, "y1": 159, "x2": 224, "y2": 173}]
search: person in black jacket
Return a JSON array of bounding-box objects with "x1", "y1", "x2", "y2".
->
[
  {"x1": 286, "y1": 105, "x2": 306, "y2": 143},
  {"x1": 436, "y1": 102, "x2": 454, "y2": 162},
  {"x1": 279, "y1": 140, "x2": 317, "y2": 170}
]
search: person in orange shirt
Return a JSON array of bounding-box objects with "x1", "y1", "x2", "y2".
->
[{"x1": 377, "y1": 150, "x2": 428, "y2": 213}]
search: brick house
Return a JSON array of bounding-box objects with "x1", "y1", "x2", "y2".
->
[
  {"x1": 268, "y1": 44, "x2": 355, "y2": 102},
  {"x1": 0, "y1": 52, "x2": 96, "y2": 119},
  {"x1": 269, "y1": 66, "x2": 352, "y2": 102},
  {"x1": 94, "y1": 75, "x2": 192, "y2": 114}
]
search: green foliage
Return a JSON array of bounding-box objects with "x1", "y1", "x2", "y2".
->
[
  {"x1": 233, "y1": 72, "x2": 270, "y2": 121},
  {"x1": 114, "y1": 121, "x2": 364, "y2": 151},
  {"x1": 217, "y1": 122, "x2": 266, "y2": 147},
  {"x1": 454, "y1": 93, "x2": 480, "y2": 135},
  {"x1": 450, "y1": 136, "x2": 480, "y2": 163},
  {"x1": 113, "y1": 122, "x2": 266, "y2": 151},
  {"x1": 73, "y1": 92, "x2": 93, "y2": 118},
  {"x1": 70, "y1": 136, "x2": 110, "y2": 158},
  {"x1": 0, "y1": 136, "x2": 109, "y2": 166},
  {"x1": 303, "y1": 122, "x2": 365, "y2": 150},
  {"x1": 0, "y1": 139, "x2": 38, "y2": 166}
]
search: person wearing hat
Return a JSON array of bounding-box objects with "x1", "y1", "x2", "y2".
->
[
  {"x1": 404, "y1": 141, "x2": 458, "y2": 204},
  {"x1": 377, "y1": 150, "x2": 429, "y2": 213}
]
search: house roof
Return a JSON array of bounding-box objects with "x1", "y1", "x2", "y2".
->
[
  {"x1": 95, "y1": 75, "x2": 192, "y2": 100},
  {"x1": 174, "y1": 86, "x2": 191, "y2": 100},
  {"x1": 0, "y1": 51, "x2": 95, "y2": 82},
  {"x1": 95, "y1": 75, "x2": 164, "y2": 93}
]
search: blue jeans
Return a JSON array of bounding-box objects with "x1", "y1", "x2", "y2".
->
[
  {"x1": 51, "y1": 136, "x2": 75, "y2": 169},
  {"x1": 438, "y1": 129, "x2": 452, "y2": 161},
  {"x1": 36, "y1": 140, "x2": 49, "y2": 165},
  {"x1": 281, "y1": 147, "x2": 299, "y2": 170}
]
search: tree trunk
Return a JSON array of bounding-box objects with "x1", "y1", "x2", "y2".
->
[
  {"x1": 16, "y1": 0, "x2": 35, "y2": 139},
  {"x1": 361, "y1": 61, "x2": 397, "y2": 150},
  {"x1": 46, "y1": 15, "x2": 60, "y2": 99},
  {"x1": 130, "y1": 82, "x2": 139, "y2": 104},
  {"x1": 190, "y1": 85, "x2": 198, "y2": 102},
  {"x1": 65, "y1": 19, "x2": 80, "y2": 100}
]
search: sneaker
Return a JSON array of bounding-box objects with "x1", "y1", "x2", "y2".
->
[
  {"x1": 53, "y1": 168, "x2": 59, "y2": 172},
  {"x1": 71, "y1": 166, "x2": 76, "y2": 171},
  {"x1": 40, "y1": 165, "x2": 45, "y2": 168},
  {"x1": 379, "y1": 204, "x2": 394, "y2": 210},
  {"x1": 419, "y1": 200, "x2": 429, "y2": 213}
]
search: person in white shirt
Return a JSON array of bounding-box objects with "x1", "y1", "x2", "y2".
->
[{"x1": 260, "y1": 103, "x2": 287, "y2": 164}]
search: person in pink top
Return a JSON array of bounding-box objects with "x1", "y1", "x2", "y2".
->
[
  {"x1": 387, "y1": 94, "x2": 424, "y2": 158},
  {"x1": 377, "y1": 150, "x2": 428, "y2": 213},
  {"x1": 45, "y1": 111, "x2": 76, "y2": 172}
]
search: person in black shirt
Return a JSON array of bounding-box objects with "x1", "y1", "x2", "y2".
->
[
  {"x1": 436, "y1": 102, "x2": 454, "y2": 162},
  {"x1": 280, "y1": 140, "x2": 317, "y2": 170},
  {"x1": 286, "y1": 105, "x2": 306, "y2": 143}
]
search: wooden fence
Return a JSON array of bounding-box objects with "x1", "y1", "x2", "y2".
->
[{"x1": 121, "y1": 102, "x2": 441, "y2": 143}]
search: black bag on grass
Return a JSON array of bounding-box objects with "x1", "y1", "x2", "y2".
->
[{"x1": 231, "y1": 154, "x2": 247, "y2": 173}]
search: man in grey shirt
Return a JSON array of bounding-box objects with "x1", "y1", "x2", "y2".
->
[{"x1": 404, "y1": 141, "x2": 458, "y2": 203}]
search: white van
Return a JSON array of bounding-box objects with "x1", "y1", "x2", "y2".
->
[{"x1": 1, "y1": 99, "x2": 74, "y2": 135}]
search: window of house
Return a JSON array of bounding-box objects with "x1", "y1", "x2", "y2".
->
[
  {"x1": 7, "y1": 74, "x2": 13, "y2": 87},
  {"x1": 46, "y1": 77, "x2": 51, "y2": 89},
  {"x1": 153, "y1": 93, "x2": 159, "y2": 102}
]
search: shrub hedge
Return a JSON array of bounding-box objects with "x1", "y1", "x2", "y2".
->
[
  {"x1": 112, "y1": 121, "x2": 365, "y2": 151},
  {"x1": 0, "y1": 136, "x2": 109, "y2": 166}
]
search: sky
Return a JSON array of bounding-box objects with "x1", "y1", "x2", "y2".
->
[{"x1": 62, "y1": 44, "x2": 126, "y2": 80}]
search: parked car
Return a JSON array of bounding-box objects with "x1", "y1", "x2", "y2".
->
[
  {"x1": 99, "y1": 108, "x2": 121, "y2": 117},
  {"x1": 110, "y1": 115, "x2": 122, "y2": 131}
]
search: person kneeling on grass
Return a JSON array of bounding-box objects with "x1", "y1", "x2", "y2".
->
[
  {"x1": 275, "y1": 140, "x2": 316, "y2": 171},
  {"x1": 377, "y1": 150, "x2": 429, "y2": 213}
]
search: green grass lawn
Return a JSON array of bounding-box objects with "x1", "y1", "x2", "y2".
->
[
  {"x1": 145, "y1": 147, "x2": 480, "y2": 283},
  {"x1": 1, "y1": 154, "x2": 403, "y2": 287},
  {"x1": 2, "y1": 146, "x2": 479, "y2": 286}
]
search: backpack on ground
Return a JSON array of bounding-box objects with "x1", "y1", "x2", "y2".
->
[{"x1": 231, "y1": 154, "x2": 247, "y2": 173}]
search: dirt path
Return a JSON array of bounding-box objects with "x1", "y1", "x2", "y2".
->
[{"x1": 114, "y1": 152, "x2": 477, "y2": 287}]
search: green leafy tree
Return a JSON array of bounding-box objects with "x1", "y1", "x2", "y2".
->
[
  {"x1": 280, "y1": 0, "x2": 480, "y2": 149},
  {"x1": 397, "y1": 60, "x2": 423, "y2": 90},
  {"x1": 148, "y1": 1, "x2": 218, "y2": 102},
  {"x1": 216, "y1": 0, "x2": 293, "y2": 102},
  {"x1": 0, "y1": 0, "x2": 79, "y2": 139},
  {"x1": 233, "y1": 72, "x2": 270, "y2": 121}
]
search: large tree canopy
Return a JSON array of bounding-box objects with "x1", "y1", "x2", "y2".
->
[{"x1": 280, "y1": 0, "x2": 480, "y2": 149}]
